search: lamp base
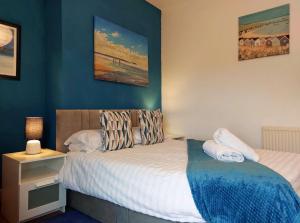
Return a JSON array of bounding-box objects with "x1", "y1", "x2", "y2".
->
[{"x1": 26, "y1": 140, "x2": 41, "y2": 155}]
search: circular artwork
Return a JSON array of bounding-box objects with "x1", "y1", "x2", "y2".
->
[{"x1": 0, "y1": 26, "x2": 13, "y2": 48}]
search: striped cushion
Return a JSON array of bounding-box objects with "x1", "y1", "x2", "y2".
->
[
  {"x1": 100, "y1": 111, "x2": 134, "y2": 151},
  {"x1": 138, "y1": 109, "x2": 164, "y2": 145}
]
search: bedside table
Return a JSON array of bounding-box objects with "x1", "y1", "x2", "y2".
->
[
  {"x1": 1, "y1": 149, "x2": 66, "y2": 223},
  {"x1": 172, "y1": 136, "x2": 185, "y2": 141},
  {"x1": 166, "y1": 133, "x2": 185, "y2": 141}
]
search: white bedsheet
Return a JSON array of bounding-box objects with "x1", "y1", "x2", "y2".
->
[
  {"x1": 59, "y1": 139, "x2": 300, "y2": 223},
  {"x1": 256, "y1": 149, "x2": 300, "y2": 195}
]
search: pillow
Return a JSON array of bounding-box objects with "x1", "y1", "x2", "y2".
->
[
  {"x1": 133, "y1": 127, "x2": 142, "y2": 144},
  {"x1": 68, "y1": 143, "x2": 95, "y2": 153},
  {"x1": 64, "y1": 129, "x2": 104, "y2": 152},
  {"x1": 100, "y1": 111, "x2": 134, "y2": 151},
  {"x1": 138, "y1": 109, "x2": 164, "y2": 145}
]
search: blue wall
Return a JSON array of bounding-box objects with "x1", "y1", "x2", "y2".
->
[
  {"x1": 0, "y1": 0, "x2": 46, "y2": 154},
  {"x1": 61, "y1": 0, "x2": 161, "y2": 109},
  {"x1": 46, "y1": 0, "x2": 161, "y2": 147},
  {"x1": 0, "y1": 0, "x2": 161, "y2": 150}
]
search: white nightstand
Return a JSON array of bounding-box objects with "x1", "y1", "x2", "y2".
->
[{"x1": 1, "y1": 149, "x2": 66, "y2": 223}]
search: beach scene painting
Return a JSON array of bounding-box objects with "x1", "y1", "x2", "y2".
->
[
  {"x1": 239, "y1": 4, "x2": 290, "y2": 61},
  {"x1": 0, "y1": 20, "x2": 20, "y2": 79},
  {"x1": 94, "y1": 16, "x2": 148, "y2": 86}
]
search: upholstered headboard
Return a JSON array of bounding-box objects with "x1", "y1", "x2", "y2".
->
[{"x1": 56, "y1": 109, "x2": 139, "y2": 153}]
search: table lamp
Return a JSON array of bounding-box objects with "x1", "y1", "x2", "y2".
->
[{"x1": 25, "y1": 117, "x2": 43, "y2": 155}]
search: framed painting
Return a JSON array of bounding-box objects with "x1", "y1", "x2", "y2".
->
[
  {"x1": 94, "y1": 16, "x2": 149, "y2": 86},
  {"x1": 0, "y1": 20, "x2": 21, "y2": 80},
  {"x1": 239, "y1": 4, "x2": 290, "y2": 61}
]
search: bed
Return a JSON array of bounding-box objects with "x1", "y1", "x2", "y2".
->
[{"x1": 56, "y1": 110, "x2": 300, "y2": 223}]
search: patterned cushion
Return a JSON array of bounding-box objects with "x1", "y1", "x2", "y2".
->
[
  {"x1": 138, "y1": 109, "x2": 164, "y2": 145},
  {"x1": 100, "y1": 111, "x2": 134, "y2": 151}
]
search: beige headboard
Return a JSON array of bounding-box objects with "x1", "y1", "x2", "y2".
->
[{"x1": 56, "y1": 109, "x2": 139, "y2": 153}]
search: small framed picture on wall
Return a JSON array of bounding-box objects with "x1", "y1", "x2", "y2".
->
[{"x1": 0, "y1": 19, "x2": 21, "y2": 80}]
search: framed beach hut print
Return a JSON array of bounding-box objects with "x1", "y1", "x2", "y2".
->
[
  {"x1": 94, "y1": 16, "x2": 149, "y2": 86},
  {"x1": 239, "y1": 4, "x2": 290, "y2": 61},
  {"x1": 0, "y1": 20, "x2": 21, "y2": 80}
]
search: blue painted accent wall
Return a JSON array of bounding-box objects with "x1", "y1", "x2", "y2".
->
[
  {"x1": 46, "y1": 0, "x2": 161, "y2": 147},
  {"x1": 45, "y1": 0, "x2": 63, "y2": 149},
  {"x1": 61, "y1": 0, "x2": 161, "y2": 109},
  {"x1": 0, "y1": 0, "x2": 46, "y2": 153}
]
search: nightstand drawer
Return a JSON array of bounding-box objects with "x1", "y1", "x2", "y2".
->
[
  {"x1": 28, "y1": 183, "x2": 59, "y2": 209},
  {"x1": 19, "y1": 179, "x2": 66, "y2": 222}
]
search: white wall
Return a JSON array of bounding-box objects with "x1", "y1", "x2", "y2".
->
[{"x1": 147, "y1": 0, "x2": 300, "y2": 148}]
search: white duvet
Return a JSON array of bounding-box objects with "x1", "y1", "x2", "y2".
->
[{"x1": 59, "y1": 139, "x2": 300, "y2": 223}]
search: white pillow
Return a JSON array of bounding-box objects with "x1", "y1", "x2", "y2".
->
[
  {"x1": 68, "y1": 143, "x2": 90, "y2": 153},
  {"x1": 64, "y1": 130, "x2": 104, "y2": 151},
  {"x1": 133, "y1": 127, "x2": 142, "y2": 145}
]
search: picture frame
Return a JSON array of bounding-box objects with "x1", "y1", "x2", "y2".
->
[
  {"x1": 94, "y1": 16, "x2": 149, "y2": 86},
  {"x1": 238, "y1": 4, "x2": 290, "y2": 61},
  {"x1": 0, "y1": 19, "x2": 21, "y2": 80}
]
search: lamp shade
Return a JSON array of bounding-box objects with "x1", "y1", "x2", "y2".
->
[{"x1": 25, "y1": 117, "x2": 43, "y2": 140}]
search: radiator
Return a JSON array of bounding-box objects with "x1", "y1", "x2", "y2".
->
[{"x1": 262, "y1": 126, "x2": 300, "y2": 153}]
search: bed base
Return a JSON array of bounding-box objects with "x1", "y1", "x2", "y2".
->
[{"x1": 67, "y1": 190, "x2": 182, "y2": 223}]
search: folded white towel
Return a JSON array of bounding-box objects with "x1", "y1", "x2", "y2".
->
[
  {"x1": 213, "y1": 128, "x2": 259, "y2": 162},
  {"x1": 203, "y1": 140, "x2": 245, "y2": 163}
]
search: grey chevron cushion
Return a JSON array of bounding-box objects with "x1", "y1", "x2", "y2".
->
[
  {"x1": 138, "y1": 109, "x2": 164, "y2": 145},
  {"x1": 100, "y1": 111, "x2": 134, "y2": 151}
]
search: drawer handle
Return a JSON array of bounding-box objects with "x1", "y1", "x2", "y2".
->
[{"x1": 35, "y1": 179, "x2": 57, "y2": 188}]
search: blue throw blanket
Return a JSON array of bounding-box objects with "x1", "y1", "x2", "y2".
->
[{"x1": 186, "y1": 139, "x2": 300, "y2": 223}]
